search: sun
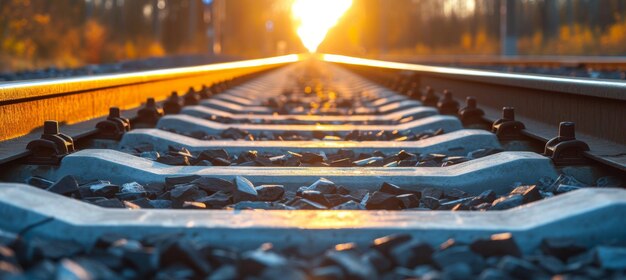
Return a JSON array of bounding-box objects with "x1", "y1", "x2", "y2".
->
[{"x1": 291, "y1": 0, "x2": 352, "y2": 53}]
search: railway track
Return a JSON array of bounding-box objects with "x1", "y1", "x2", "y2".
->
[{"x1": 0, "y1": 54, "x2": 625, "y2": 279}]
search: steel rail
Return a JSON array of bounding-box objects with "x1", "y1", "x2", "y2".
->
[
  {"x1": 322, "y1": 54, "x2": 626, "y2": 171},
  {"x1": 378, "y1": 54, "x2": 626, "y2": 70},
  {"x1": 0, "y1": 54, "x2": 303, "y2": 141}
]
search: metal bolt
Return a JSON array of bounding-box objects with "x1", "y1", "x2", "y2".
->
[
  {"x1": 466, "y1": 96, "x2": 477, "y2": 108},
  {"x1": 502, "y1": 107, "x2": 515, "y2": 121},
  {"x1": 146, "y1": 98, "x2": 156, "y2": 107},
  {"x1": 43, "y1": 120, "x2": 59, "y2": 135},
  {"x1": 559, "y1": 121, "x2": 576, "y2": 140},
  {"x1": 109, "y1": 107, "x2": 121, "y2": 118}
]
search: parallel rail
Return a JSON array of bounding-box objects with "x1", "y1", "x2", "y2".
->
[
  {"x1": 322, "y1": 54, "x2": 626, "y2": 171},
  {"x1": 0, "y1": 54, "x2": 301, "y2": 141},
  {"x1": 0, "y1": 55, "x2": 625, "y2": 278},
  {"x1": 2, "y1": 54, "x2": 624, "y2": 170}
]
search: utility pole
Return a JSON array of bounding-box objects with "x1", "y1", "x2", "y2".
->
[
  {"x1": 212, "y1": 0, "x2": 224, "y2": 54},
  {"x1": 152, "y1": 0, "x2": 161, "y2": 42},
  {"x1": 500, "y1": 0, "x2": 517, "y2": 56},
  {"x1": 188, "y1": 0, "x2": 197, "y2": 44}
]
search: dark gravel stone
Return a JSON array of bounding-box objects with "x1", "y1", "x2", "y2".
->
[
  {"x1": 438, "y1": 197, "x2": 473, "y2": 210},
  {"x1": 196, "y1": 191, "x2": 231, "y2": 209},
  {"x1": 233, "y1": 176, "x2": 258, "y2": 202},
  {"x1": 129, "y1": 198, "x2": 154, "y2": 208},
  {"x1": 229, "y1": 201, "x2": 273, "y2": 210},
  {"x1": 389, "y1": 240, "x2": 435, "y2": 268},
  {"x1": 477, "y1": 268, "x2": 511, "y2": 280},
  {"x1": 510, "y1": 185, "x2": 542, "y2": 203},
  {"x1": 23, "y1": 260, "x2": 56, "y2": 279},
  {"x1": 301, "y1": 152, "x2": 324, "y2": 164},
  {"x1": 310, "y1": 265, "x2": 345, "y2": 279},
  {"x1": 371, "y1": 234, "x2": 412, "y2": 256},
  {"x1": 422, "y1": 187, "x2": 443, "y2": 199},
  {"x1": 350, "y1": 189, "x2": 370, "y2": 201},
  {"x1": 191, "y1": 177, "x2": 234, "y2": 194},
  {"x1": 396, "y1": 193, "x2": 420, "y2": 208},
  {"x1": 139, "y1": 151, "x2": 160, "y2": 160},
  {"x1": 153, "y1": 264, "x2": 195, "y2": 279},
  {"x1": 291, "y1": 198, "x2": 327, "y2": 210},
  {"x1": 594, "y1": 246, "x2": 626, "y2": 270},
  {"x1": 353, "y1": 156, "x2": 384, "y2": 167},
  {"x1": 157, "y1": 155, "x2": 190, "y2": 165},
  {"x1": 253, "y1": 155, "x2": 273, "y2": 166},
  {"x1": 541, "y1": 238, "x2": 587, "y2": 261},
  {"x1": 159, "y1": 239, "x2": 212, "y2": 276},
  {"x1": 198, "y1": 149, "x2": 229, "y2": 161},
  {"x1": 149, "y1": 199, "x2": 172, "y2": 209},
  {"x1": 255, "y1": 185, "x2": 285, "y2": 201},
  {"x1": 210, "y1": 157, "x2": 231, "y2": 166},
  {"x1": 322, "y1": 250, "x2": 376, "y2": 280},
  {"x1": 55, "y1": 258, "x2": 118, "y2": 280},
  {"x1": 28, "y1": 238, "x2": 83, "y2": 262},
  {"x1": 165, "y1": 175, "x2": 201, "y2": 187},
  {"x1": 116, "y1": 191, "x2": 148, "y2": 201},
  {"x1": 528, "y1": 255, "x2": 565, "y2": 274},
  {"x1": 207, "y1": 265, "x2": 238, "y2": 280},
  {"x1": 379, "y1": 182, "x2": 420, "y2": 197},
  {"x1": 490, "y1": 194, "x2": 524, "y2": 210},
  {"x1": 331, "y1": 158, "x2": 353, "y2": 167},
  {"x1": 94, "y1": 233, "x2": 128, "y2": 249},
  {"x1": 300, "y1": 178, "x2": 337, "y2": 194},
  {"x1": 361, "y1": 249, "x2": 393, "y2": 273},
  {"x1": 477, "y1": 189, "x2": 497, "y2": 204},
  {"x1": 470, "y1": 233, "x2": 521, "y2": 258},
  {"x1": 86, "y1": 182, "x2": 120, "y2": 198},
  {"x1": 302, "y1": 190, "x2": 331, "y2": 207},
  {"x1": 365, "y1": 191, "x2": 402, "y2": 210},
  {"x1": 441, "y1": 262, "x2": 473, "y2": 279},
  {"x1": 46, "y1": 175, "x2": 79, "y2": 196},
  {"x1": 441, "y1": 156, "x2": 470, "y2": 167},
  {"x1": 120, "y1": 182, "x2": 145, "y2": 193},
  {"x1": 332, "y1": 200, "x2": 365, "y2": 210},
  {"x1": 143, "y1": 182, "x2": 165, "y2": 194},
  {"x1": 170, "y1": 184, "x2": 206, "y2": 206},
  {"x1": 443, "y1": 188, "x2": 468, "y2": 200},
  {"x1": 261, "y1": 266, "x2": 307, "y2": 280},
  {"x1": 94, "y1": 198, "x2": 125, "y2": 208},
  {"x1": 497, "y1": 256, "x2": 544, "y2": 278},
  {"x1": 241, "y1": 247, "x2": 288, "y2": 276},
  {"x1": 433, "y1": 245, "x2": 485, "y2": 274},
  {"x1": 325, "y1": 194, "x2": 354, "y2": 207},
  {"x1": 547, "y1": 174, "x2": 586, "y2": 192},
  {"x1": 421, "y1": 196, "x2": 440, "y2": 210}
]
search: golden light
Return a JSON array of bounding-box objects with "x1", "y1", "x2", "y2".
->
[{"x1": 291, "y1": 0, "x2": 352, "y2": 53}]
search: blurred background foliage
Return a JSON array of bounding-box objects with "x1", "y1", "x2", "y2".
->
[{"x1": 1, "y1": 0, "x2": 626, "y2": 72}]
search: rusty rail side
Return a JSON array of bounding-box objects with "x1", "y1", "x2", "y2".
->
[{"x1": 0, "y1": 54, "x2": 302, "y2": 141}]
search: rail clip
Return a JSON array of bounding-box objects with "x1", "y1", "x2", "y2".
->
[{"x1": 26, "y1": 120, "x2": 75, "y2": 165}]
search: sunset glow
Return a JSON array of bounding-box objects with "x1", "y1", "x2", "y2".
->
[{"x1": 291, "y1": 0, "x2": 352, "y2": 53}]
